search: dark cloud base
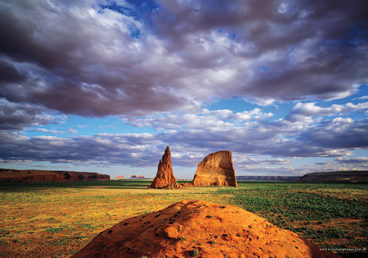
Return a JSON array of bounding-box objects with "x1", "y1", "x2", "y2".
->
[
  {"x1": 1, "y1": 117, "x2": 367, "y2": 170},
  {"x1": 1, "y1": 0, "x2": 368, "y2": 174},
  {"x1": 0, "y1": 0, "x2": 367, "y2": 119}
]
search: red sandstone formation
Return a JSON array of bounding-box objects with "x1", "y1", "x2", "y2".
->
[
  {"x1": 150, "y1": 146, "x2": 181, "y2": 189},
  {"x1": 116, "y1": 175, "x2": 125, "y2": 179},
  {"x1": 73, "y1": 200, "x2": 339, "y2": 258},
  {"x1": 0, "y1": 169, "x2": 110, "y2": 183},
  {"x1": 192, "y1": 150, "x2": 237, "y2": 187}
]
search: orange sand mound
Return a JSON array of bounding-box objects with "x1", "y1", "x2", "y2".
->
[{"x1": 73, "y1": 200, "x2": 339, "y2": 258}]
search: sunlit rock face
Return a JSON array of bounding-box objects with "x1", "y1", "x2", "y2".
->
[
  {"x1": 192, "y1": 150, "x2": 237, "y2": 187},
  {"x1": 150, "y1": 146, "x2": 180, "y2": 189}
]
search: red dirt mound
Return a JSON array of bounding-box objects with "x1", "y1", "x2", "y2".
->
[
  {"x1": 73, "y1": 200, "x2": 339, "y2": 258},
  {"x1": 192, "y1": 150, "x2": 238, "y2": 187}
]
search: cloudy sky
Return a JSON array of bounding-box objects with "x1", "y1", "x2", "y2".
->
[{"x1": 0, "y1": 0, "x2": 367, "y2": 178}]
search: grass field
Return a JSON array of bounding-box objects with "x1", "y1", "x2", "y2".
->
[{"x1": 0, "y1": 180, "x2": 367, "y2": 257}]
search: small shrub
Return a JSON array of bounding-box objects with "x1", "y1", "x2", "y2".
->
[
  {"x1": 0, "y1": 252, "x2": 9, "y2": 257},
  {"x1": 190, "y1": 249, "x2": 199, "y2": 257}
]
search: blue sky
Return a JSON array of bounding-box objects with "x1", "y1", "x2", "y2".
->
[{"x1": 0, "y1": 0, "x2": 367, "y2": 178}]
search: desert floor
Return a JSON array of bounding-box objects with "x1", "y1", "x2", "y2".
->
[{"x1": 0, "y1": 180, "x2": 367, "y2": 257}]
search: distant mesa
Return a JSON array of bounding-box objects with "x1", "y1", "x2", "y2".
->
[
  {"x1": 236, "y1": 176, "x2": 300, "y2": 181},
  {"x1": 192, "y1": 150, "x2": 237, "y2": 187},
  {"x1": 130, "y1": 175, "x2": 145, "y2": 179},
  {"x1": 0, "y1": 169, "x2": 110, "y2": 183},
  {"x1": 236, "y1": 171, "x2": 368, "y2": 183},
  {"x1": 115, "y1": 175, "x2": 125, "y2": 179},
  {"x1": 300, "y1": 171, "x2": 368, "y2": 183},
  {"x1": 150, "y1": 146, "x2": 181, "y2": 189},
  {"x1": 73, "y1": 200, "x2": 338, "y2": 258}
]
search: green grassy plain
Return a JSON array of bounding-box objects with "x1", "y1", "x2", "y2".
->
[{"x1": 0, "y1": 180, "x2": 367, "y2": 257}]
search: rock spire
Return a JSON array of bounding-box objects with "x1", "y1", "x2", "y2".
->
[{"x1": 150, "y1": 146, "x2": 179, "y2": 189}]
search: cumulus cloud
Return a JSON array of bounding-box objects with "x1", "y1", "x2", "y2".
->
[
  {"x1": 28, "y1": 128, "x2": 60, "y2": 134},
  {"x1": 287, "y1": 101, "x2": 368, "y2": 121},
  {"x1": 0, "y1": 1, "x2": 191, "y2": 116},
  {"x1": 158, "y1": 110, "x2": 367, "y2": 159},
  {"x1": 0, "y1": 115, "x2": 367, "y2": 170},
  {"x1": 0, "y1": 131, "x2": 163, "y2": 167},
  {"x1": 334, "y1": 157, "x2": 368, "y2": 169},
  {"x1": 1, "y1": 0, "x2": 367, "y2": 175},
  {"x1": 161, "y1": 125, "x2": 353, "y2": 158},
  {"x1": 233, "y1": 155, "x2": 290, "y2": 169},
  {"x1": 124, "y1": 108, "x2": 273, "y2": 131},
  {"x1": 153, "y1": 0, "x2": 368, "y2": 101},
  {"x1": 235, "y1": 108, "x2": 273, "y2": 121},
  {"x1": 0, "y1": 98, "x2": 65, "y2": 130},
  {"x1": 27, "y1": 128, "x2": 78, "y2": 134},
  {"x1": 0, "y1": 0, "x2": 367, "y2": 118},
  {"x1": 299, "y1": 118, "x2": 368, "y2": 149}
]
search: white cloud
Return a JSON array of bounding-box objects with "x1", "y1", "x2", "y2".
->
[
  {"x1": 0, "y1": 0, "x2": 367, "y2": 117},
  {"x1": 236, "y1": 108, "x2": 273, "y2": 121},
  {"x1": 0, "y1": 0, "x2": 367, "y2": 176},
  {"x1": 334, "y1": 156, "x2": 368, "y2": 170},
  {"x1": 0, "y1": 98, "x2": 66, "y2": 130},
  {"x1": 336, "y1": 156, "x2": 368, "y2": 164},
  {"x1": 124, "y1": 108, "x2": 273, "y2": 131},
  {"x1": 29, "y1": 128, "x2": 60, "y2": 134},
  {"x1": 287, "y1": 101, "x2": 368, "y2": 122}
]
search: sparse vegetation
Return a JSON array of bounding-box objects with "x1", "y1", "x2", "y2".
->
[
  {"x1": 0, "y1": 180, "x2": 367, "y2": 257},
  {"x1": 189, "y1": 249, "x2": 199, "y2": 257},
  {"x1": 45, "y1": 227, "x2": 64, "y2": 233},
  {"x1": 0, "y1": 180, "x2": 229, "y2": 257},
  {"x1": 217, "y1": 181, "x2": 368, "y2": 255}
]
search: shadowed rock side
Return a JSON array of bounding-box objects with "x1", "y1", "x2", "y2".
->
[
  {"x1": 192, "y1": 150, "x2": 237, "y2": 187},
  {"x1": 0, "y1": 169, "x2": 110, "y2": 182},
  {"x1": 150, "y1": 146, "x2": 181, "y2": 189},
  {"x1": 73, "y1": 200, "x2": 339, "y2": 258}
]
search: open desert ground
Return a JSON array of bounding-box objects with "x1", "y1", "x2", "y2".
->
[{"x1": 0, "y1": 180, "x2": 367, "y2": 257}]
